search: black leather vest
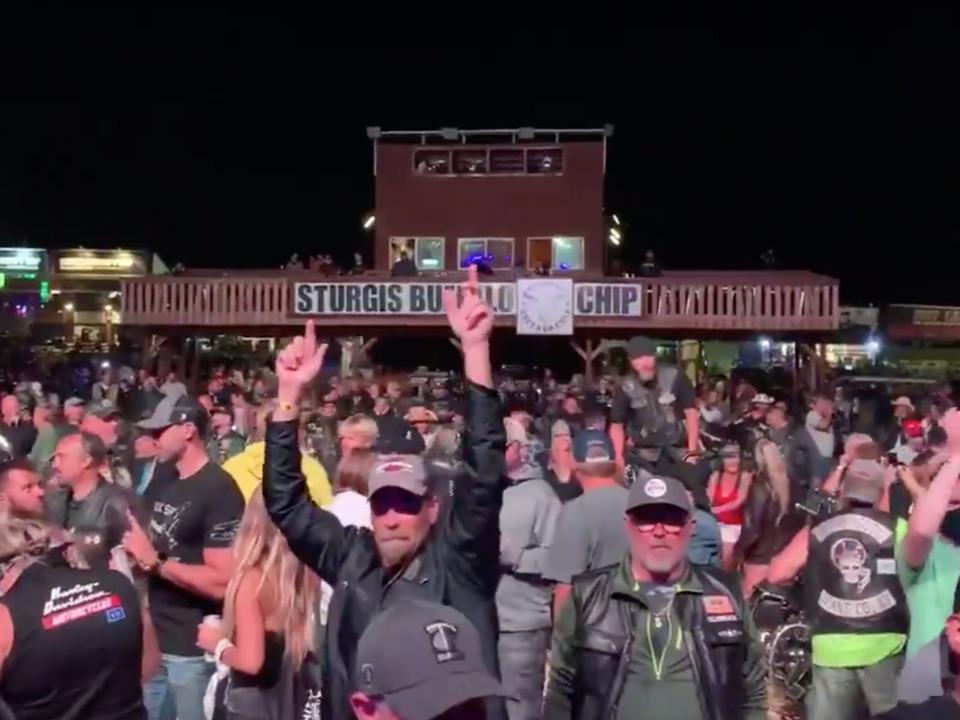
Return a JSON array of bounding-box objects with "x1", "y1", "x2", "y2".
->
[
  {"x1": 806, "y1": 507, "x2": 908, "y2": 636},
  {"x1": 621, "y1": 367, "x2": 684, "y2": 450},
  {"x1": 568, "y1": 564, "x2": 747, "y2": 720}
]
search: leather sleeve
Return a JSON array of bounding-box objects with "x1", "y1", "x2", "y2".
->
[
  {"x1": 263, "y1": 419, "x2": 362, "y2": 584},
  {"x1": 444, "y1": 382, "x2": 506, "y2": 594}
]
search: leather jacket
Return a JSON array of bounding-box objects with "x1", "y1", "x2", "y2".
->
[
  {"x1": 544, "y1": 561, "x2": 767, "y2": 720},
  {"x1": 44, "y1": 479, "x2": 145, "y2": 567},
  {"x1": 263, "y1": 382, "x2": 507, "y2": 720}
]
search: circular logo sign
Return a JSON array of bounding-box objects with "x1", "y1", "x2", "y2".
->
[{"x1": 644, "y1": 478, "x2": 667, "y2": 498}]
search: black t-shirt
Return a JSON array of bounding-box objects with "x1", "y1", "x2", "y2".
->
[
  {"x1": 610, "y1": 370, "x2": 697, "y2": 426},
  {"x1": 0, "y1": 557, "x2": 145, "y2": 720},
  {"x1": 875, "y1": 696, "x2": 960, "y2": 720},
  {"x1": 147, "y1": 461, "x2": 244, "y2": 656},
  {"x1": 0, "y1": 420, "x2": 38, "y2": 458}
]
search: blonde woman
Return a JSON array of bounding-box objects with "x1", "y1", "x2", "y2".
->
[
  {"x1": 736, "y1": 439, "x2": 794, "y2": 597},
  {"x1": 196, "y1": 488, "x2": 321, "y2": 720}
]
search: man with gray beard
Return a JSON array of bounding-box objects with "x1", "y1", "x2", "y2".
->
[{"x1": 545, "y1": 475, "x2": 766, "y2": 720}]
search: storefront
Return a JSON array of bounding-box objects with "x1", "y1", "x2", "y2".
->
[{"x1": 39, "y1": 249, "x2": 164, "y2": 344}]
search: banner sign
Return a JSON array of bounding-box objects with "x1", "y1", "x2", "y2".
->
[
  {"x1": 294, "y1": 280, "x2": 644, "y2": 325},
  {"x1": 516, "y1": 278, "x2": 573, "y2": 335},
  {"x1": 55, "y1": 250, "x2": 148, "y2": 277},
  {"x1": 885, "y1": 304, "x2": 960, "y2": 341},
  {"x1": 294, "y1": 282, "x2": 516, "y2": 316},
  {"x1": 0, "y1": 248, "x2": 45, "y2": 278},
  {"x1": 574, "y1": 283, "x2": 642, "y2": 317}
]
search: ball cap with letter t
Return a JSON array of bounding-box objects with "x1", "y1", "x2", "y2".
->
[{"x1": 355, "y1": 600, "x2": 509, "y2": 720}]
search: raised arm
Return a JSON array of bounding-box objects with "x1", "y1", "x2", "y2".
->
[
  {"x1": 442, "y1": 266, "x2": 506, "y2": 593},
  {"x1": 266, "y1": 321, "x2": 360, "y2": 583},
  {"x1": 904, "y1": 410, "x2": 960, "y2": 570}
]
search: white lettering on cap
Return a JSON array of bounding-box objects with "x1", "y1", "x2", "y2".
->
[{"x1": 644, "y1": 478, "x2": 667, "y2": 498}]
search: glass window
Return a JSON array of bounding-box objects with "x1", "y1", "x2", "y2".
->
[
  {"x1": 458, "y1": 239, "x2": 486, "y2": 268},
  {"x1": 458, "y1": 238, "x2": 514, "y2": 270},
  {"x1": 453, "y1": 149, "x2": 488, "y2": 175},
  {"x1": 390, "y1": 237, "x2": 445, "y2": 270},
  {"x1": 389, "y1": 237, "x2": 415, "y2": 265},
  {"x1": 413, "y1": 150, "x2": 451, "y2": 175},
  {"x1": 526, "y1": 236, "x2": 584, "y2": 271},
  {"x1": 552, "y1": 236, "x2": 583, "y2": 270},
  {"x1": 486, "y1": 239, "x2": 514, "y2": 269},
  {"x1": 489, "y1": 149, "x2": 525, "y2": 174},
  {"x1": 414, "y1": 238, "x2": 445, "y2": 270},
  {"x1": 526, "y1": 148, "x2": 563, "y2": 174}
]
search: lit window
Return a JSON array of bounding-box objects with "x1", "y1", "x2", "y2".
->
[
  {"x1": 457, "y1": 238, "x2": 515, "y2": 270},
  {"x1": 526, "y1": 236, "x2": 584, "y2": 271},
  {"x1": 389, "y1": 237, "x2": 445, "y2": 271},
  {"x1": 527, "y1": 148, "x2": 563, "y2": 174}
]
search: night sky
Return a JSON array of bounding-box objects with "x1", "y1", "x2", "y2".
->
[{"x1": 1, "y1": 11, "x2": 958, "y2": 305}]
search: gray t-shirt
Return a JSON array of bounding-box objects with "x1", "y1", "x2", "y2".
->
[{"x1": 542, "y1": 484, "x2": 630, "y2": 583}]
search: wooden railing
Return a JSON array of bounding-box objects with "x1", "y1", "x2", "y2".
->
[{"x1": 120, "y1": 271, "x2": 839, "y2": 331}]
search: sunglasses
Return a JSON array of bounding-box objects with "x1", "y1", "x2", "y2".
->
[
  {"x1": 370, "y1": 488, "x2": 426, "y2": 517},
  {"x1": 627, "y1": 510, "x2": 689, "y2": 535}
]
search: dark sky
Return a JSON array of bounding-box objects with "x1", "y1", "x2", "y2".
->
[{"x1": 1, "y1": 11, "x2": 958, "y2": 305}]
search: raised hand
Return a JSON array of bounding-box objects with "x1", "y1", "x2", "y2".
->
[
  {"x1": 276, "y1": 319, "x2": 329, "y2": 403},
  {"x1": 443, "y1": 264, "x2": 493, "y2": 347}
]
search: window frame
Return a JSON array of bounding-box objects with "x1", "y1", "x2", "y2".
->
[
  {"x1": 526, "y1": 236, "x2": 585, "y2": 271},
  {"x1": 412, "y1": 146, "x2": 564, "y2": 177},
  {"x1": 389, "y1": 236, "x2": 446, "y2": 271},
  {"x1": 456, "y1": 237, "x2": 516, "y2": 270}
]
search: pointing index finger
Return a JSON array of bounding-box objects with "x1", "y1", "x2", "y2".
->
[
  {"x1": 302, "y1": 319, "x2": 317, "y2": 359},
  {"x1": 465, "y1": 264, "x2": 479, "y2": 296}
]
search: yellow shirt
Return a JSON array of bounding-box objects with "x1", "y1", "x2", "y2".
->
[{"x1": 222, "y1": 441, "x2": 332, "y2": 507}]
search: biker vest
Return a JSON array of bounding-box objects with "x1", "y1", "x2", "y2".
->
[
  {"x1": 805, "y1": 507, "x2": 908, "y2": 636},
  {"x1": 621, "y1": 367, "x2": 684, "y2": 450}
]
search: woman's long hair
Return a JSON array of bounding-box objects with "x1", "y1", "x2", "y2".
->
[
  {"x1": 334, "y1": 448, "x2": 376, "y2": 495},
  {"x1": 222, "y1": 488, "x2": 320, "y2": 669},
  {"x1": 754, "y1": 439, "x2": 791, "y2": 521}
]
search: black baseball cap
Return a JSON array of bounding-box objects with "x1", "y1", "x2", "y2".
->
[
  {"x1": 355, "y1": 600, "x2": 507, "y2": 720},
  {"x1": 138, "y1": 394, "x2": 208, "y2": 434},
  {"x1": 626, "y1": 336, "x2": 657, "y2": 359},
  {"x1": 626, "y1": 475, "x2": 692, "y2": 515}
]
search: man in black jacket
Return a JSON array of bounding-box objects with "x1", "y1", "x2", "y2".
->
[
  {"x1": 544, "y1": 474, "x2": 767, "y2": 720},
  {"x1": 44, "y1": 431, "x2": 144, "y2": 568},
  {"x1": 264, "y1": 265, "x2": 506, "y2": 720}
]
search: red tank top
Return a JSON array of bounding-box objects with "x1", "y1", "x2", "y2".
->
[{"x1": 712, "y1": 472, "x2": 744, "y2": 525}]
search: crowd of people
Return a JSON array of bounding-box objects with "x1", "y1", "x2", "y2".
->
[{"x1": 0, "y1": 266, "x2": 959, "y2": 719}]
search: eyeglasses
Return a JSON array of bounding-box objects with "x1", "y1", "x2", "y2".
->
[{"x1": 627, "y1": 514, "x2": 688, "y2": 535}]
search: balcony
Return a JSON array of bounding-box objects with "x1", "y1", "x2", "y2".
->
[{"x1": 120, "y1": 270, "x2": 839, "y2": 333}]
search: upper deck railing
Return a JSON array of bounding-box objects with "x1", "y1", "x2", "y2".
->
[{"x1": 120, "y1": 269, "x2": 839, "y2": 332}]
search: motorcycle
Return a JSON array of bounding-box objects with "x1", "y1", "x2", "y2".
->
[{"x1": 749, "y1": 580, "x2": 811, "y2": 702}]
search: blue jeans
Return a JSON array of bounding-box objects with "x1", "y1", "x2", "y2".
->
[
  {"x1": 144, "y1": 653, "x2": 213, "y2": 720},
  {"x1": 807, "y1": 654, "x2": 904, "y2": 720}
]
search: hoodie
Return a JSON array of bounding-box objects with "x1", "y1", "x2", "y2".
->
[{"x1": 222, "y1": 440, "x2": 332, "y2": 506}]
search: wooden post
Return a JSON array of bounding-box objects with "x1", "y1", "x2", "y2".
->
[
  {"x1": 158, "y1": 337, "x2": 173, "y2": 379},
  {"x1": 570, "y1": 338, "x2": 610, "y2": 387},
  {"x1": 338, "y1": 338, "x2": 354, "y2": 378},
  {"x1": 190, "y1": 336, "x2": 202, "y2": 392}
]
